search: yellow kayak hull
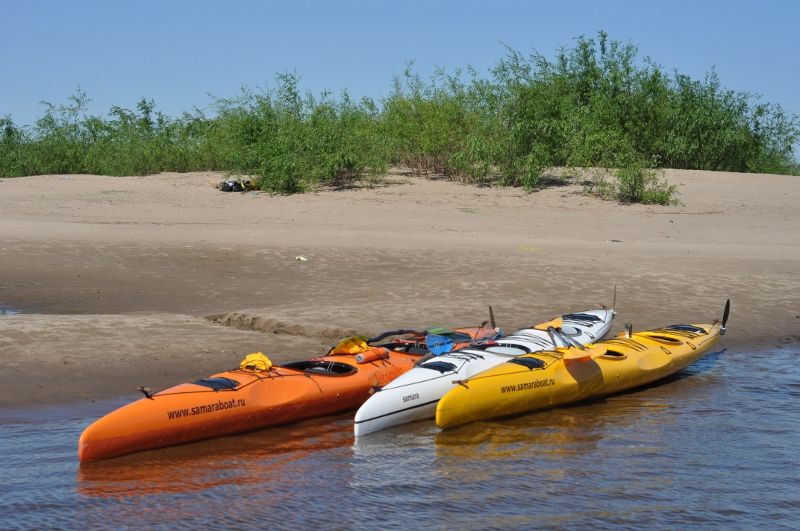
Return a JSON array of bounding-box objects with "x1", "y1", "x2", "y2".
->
[{"x1": 436, "y1": 323, "x2": 721, "y2": 429}]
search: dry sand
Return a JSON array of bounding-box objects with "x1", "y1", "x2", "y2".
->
[{"x1": 1, "y1": 169, "x2": 798, "y2": 407}]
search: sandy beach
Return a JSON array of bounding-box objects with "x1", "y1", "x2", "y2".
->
[{"x1": 1, "y1": 169, "x2": 798, "y2": 407}]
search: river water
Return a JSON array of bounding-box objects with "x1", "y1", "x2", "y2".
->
[{"x1": 2, "y1": 343, "x2": 799, "y2": 530}]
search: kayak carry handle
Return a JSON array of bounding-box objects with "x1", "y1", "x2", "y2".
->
[{"x1": 138, "y1": 386, "x2": 154, "y2": 400}]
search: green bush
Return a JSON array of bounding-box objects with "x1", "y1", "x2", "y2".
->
[
  {"x1": 614, "y1": 161, "x2": 676, "y2": 204},
  {"x1": 1, "y1": 32, "x2": 797, "y2": 203},
  {"x1": 383, "y1": 65, "x2": 504, "y2": 183},
  {"x1": 206, "y1": 73, "x2": 387, "y2": 194}
]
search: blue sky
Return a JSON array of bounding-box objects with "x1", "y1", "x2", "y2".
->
[{"x1": 3, "y1": 0, "x2": 799, "y2": 129}]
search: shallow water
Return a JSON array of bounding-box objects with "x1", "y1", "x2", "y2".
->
[{"x1": 2, "y1": 344, "x2": 799, "y2": 529}]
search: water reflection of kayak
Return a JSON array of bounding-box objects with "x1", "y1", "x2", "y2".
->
[
  {"x1": 436, "y1": 302, "x2": 729, "y2": 430},
  {"x1": 77, "y1": 413, "x2": 355, "y2": 498},
  {"x1": 78, "y1": 324, "x2": 500, "y2": 462}
]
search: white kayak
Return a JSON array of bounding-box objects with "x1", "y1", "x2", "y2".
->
[{"x1": 353, "y1": 308, "x2": 615, "y2": 436}]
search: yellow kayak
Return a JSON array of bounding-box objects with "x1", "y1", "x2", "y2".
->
[{"x1": 436, "y1": 303, "x2": 728, "y2": 430}]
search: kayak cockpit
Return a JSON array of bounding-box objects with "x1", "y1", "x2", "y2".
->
[
  {"x1": 381, "y1": 342, "x2": 431, "y2": 355},
  {"x1": 637, "y1": 333, "x2": 684, "y2": 345},
  {"x1": 193, "y1": 377, "x2": 240, "y2": 390},
  {"x1": 283, "y1": 360, "x2": 357, "y2": 376},
  {"x1": 418, "y1": 361, "x2": 458, "y2": 373},
  {"x1": 561, "y1": 313, "x2": 604, "y2": 323},
  {"x1": 508, "y1": 357, "x2": 546, "y2": 370},
  {"x1": 484, "y1": 344, "x2": 530, "y2": 356},
  {"x1": 664, "y1": 324, "x2": 707, "y2": 334}
]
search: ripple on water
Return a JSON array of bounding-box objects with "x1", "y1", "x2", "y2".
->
[{"x1": 0, "y1": 345, "x2": 799, "y2": 529}]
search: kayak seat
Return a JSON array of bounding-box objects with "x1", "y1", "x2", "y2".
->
[{"x1": 283, "y1": 360, "x2": 357, "y2": 376}]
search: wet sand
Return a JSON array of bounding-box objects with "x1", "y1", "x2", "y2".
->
[{"x1": 1, "y1": 169, "x2": 798, "y2": 406}]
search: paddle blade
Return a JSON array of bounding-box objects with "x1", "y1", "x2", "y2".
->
[
  {"x1": 612, "y1": 284, "x2": 617, "y2": 314},
  {"x1": 720, "y1": 299, "x2": 731, "y2": 335},
  {"x1": 722, "y1": 299, "x2": 730, "y2": 328},
  {"x1": 426, "y1": 334, "x2": 454, "y2": 356},
  {"x1": 489, "y1": 305, "x2": 496, "y2": 329}
]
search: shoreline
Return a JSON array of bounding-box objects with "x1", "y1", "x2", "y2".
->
[
  {"x1": 0, "y1": 311, "x2": 789, "y2": 409},
  {"x1": 1, "y1": 169, "x2": 798, "y2": 407}
]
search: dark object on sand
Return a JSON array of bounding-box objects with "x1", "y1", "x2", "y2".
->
[{"x1": 218, "y1": 178, "x2": 255, "y2": 192}]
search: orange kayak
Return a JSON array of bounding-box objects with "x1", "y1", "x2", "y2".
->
[{"x1": 78, "y1": 325, "x2": 499, "y2": 462}]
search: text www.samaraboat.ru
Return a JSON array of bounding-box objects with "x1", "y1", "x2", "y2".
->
[
  {"x1": 166, "y1": 398, "x2": 246, "y2": 420},
  {"x1": 500, "y1": 379, "x2": 555, "y2": 394}
]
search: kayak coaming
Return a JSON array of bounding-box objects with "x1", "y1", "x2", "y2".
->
[
  {"x1": 353, "y1": 309, "x2": 615, "y2": 436},
  {"x1": 435, "y1": 323, "x2": 721, "y2": 430},
  {"x1": 78, "y1": 326, "x2": 497, "y2": 462}
]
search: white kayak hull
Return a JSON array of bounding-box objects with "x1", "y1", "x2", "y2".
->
[{"x1": 353, "y1": 308, "x2": 614, "y2": 436}]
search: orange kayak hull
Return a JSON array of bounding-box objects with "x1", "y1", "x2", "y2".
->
[{"x1": 79, "y1": 326, "x2": 496, "y2": 461}]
